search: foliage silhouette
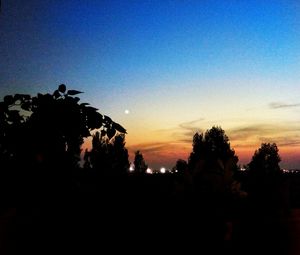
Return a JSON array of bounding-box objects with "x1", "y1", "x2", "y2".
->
[
  {"x1": 232, "y1": 143, "x2": 290, "y2": 255},
  {"x1": 0, "y1": 84, "x2": 127, "y2": 173},
  {"x1": 84, "y1": 131, "x2": 129, "y2": 175},
  {"x1": 248, "y1": 143, "x2": 281, "y2": 176},
  {"x1": 188, "y1": 126, "x2": 238, "y2": 179},
  {"x1": 184, "y1": 127, "x2": 241, "y2": 246},
  {"x1": 134, "y1": 150, "x2": 148, "y2": 174},
  {"x1": 175, "y1": 159, "x2": 188, "y2": 174},
  {"x1": 246, "y1": 143, "x2": 284, "y2": 208}
]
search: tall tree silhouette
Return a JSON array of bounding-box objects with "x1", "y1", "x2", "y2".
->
[
  {"x1": 86, "y1": 131, "x2": 129, "y2": 175},
  {"x1": 247, "y1": 143, "x2": 283, "y2": 199},
  {"x1": 111, "y1": 134, "x2": 130, "y2": 175},
  {"x1": 188, "y1": 132, "x2": 205, "y2": 172},
  {"x1": 188, "y1": 126, "x2": 238, "y2": 176},
  {"x1": 244, "y1": 143, "x2": 288, "y2": 252},
  {"x1": 187, "y1": 126, "x2": 239, "y2": 246},
  {"x1": 134, "y1": 150, "x2": 147, "y2": 174}
]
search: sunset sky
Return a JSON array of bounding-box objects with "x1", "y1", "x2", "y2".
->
[{"x1": 0, "y1": 0, "x2": 299, "y2": 169}]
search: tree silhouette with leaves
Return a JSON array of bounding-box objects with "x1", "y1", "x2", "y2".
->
[
  {"x1": 247, "y1": 143, "x2": 282, "y2": 195},
  {"x1": 246, "y1": 143, "x2": 288, "y2": 225},
  {"x1": 188, "y1": 126, "x2": 238, "y2": 175},
  {"x1": 0, "y1": 84, "x2": 127, "y2": 172},
  {"x1": 188, "y1": 133, "x2": 205, "y2": 172},
  {"x1": 134, "y1": 150, "x2": 148, "y2": 174},
  {"x1": 248, "y1": 143, "x2": 281, "y2": 176},
  {"x1": 111, "y1": 134, "x2": 130, "y2": 174},
  {"x1": 187, "y1": 126, "x2": 239, "y2": 245},
  {"x1": 85, "y1": 131, "x2": 129, "y2": 175},
  {"x1": 175, "y1": 159, "x2": 188, "y2": 174}
]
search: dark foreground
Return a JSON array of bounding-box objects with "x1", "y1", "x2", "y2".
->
[
  {"x1": 1, "y1": 172, "x2": 300, "y2": 254},
  {"x1": 3, "y1": 207, "x2": 299, "y2": 254}
]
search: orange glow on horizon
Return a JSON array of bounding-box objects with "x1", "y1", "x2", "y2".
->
[{"x1": 81, "y1": 134, "x2": 300, "y2": 170}]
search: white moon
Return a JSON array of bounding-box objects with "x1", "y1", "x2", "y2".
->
[{"x1": 125, "y1": 109, "x2": 130, "y2": 114}]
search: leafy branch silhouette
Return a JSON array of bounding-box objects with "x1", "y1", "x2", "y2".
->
[{"x1": 0, "y1": 84, "x2": 127, "y2": 169}]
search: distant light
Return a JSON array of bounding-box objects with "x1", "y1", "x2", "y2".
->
[
  {"x1": 146, "y1": 168, "x2": 152, "y2": 174},
  {"x1": 125, "y1": 109, "x2": 130, "y2": 114},
  {"x1": 129, "y1": 164, "x2": 134, "y2": 172},
  {"x1": 175, "y1": 170, "x2": 178, "y2": 173},
  {"x1": 160, "y1": 167, "x2": 166, "y2": 174}
]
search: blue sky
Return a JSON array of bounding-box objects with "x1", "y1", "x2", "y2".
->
[{"x1": 1, "y1": 0, "x2": 299, "y2": 169}]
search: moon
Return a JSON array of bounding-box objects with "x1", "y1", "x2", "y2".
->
[{"x1": 125, "y1": 109, "x2": 130, "y2": 114}]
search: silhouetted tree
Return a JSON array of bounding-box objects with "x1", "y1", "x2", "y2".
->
[
  {"x1": 111, "y1": 134, "x2": 130, "y2": 175},
  {"x1": 134, "y1": 150, "x2": 147, "y2": 174},
  {"x1": 247, "y1": 143, "x2": 283, "y2": 199},
  {"x1": 86, "y1": 131, "x2": 129, "y2": 175},
  {"x1": 187, "y1": 126, "x2": 240, "y2": 244},
  {"x1": 248, "y1": 143, "x2": 281, "y2": 176},
  {"x1": 204, "y1": 126, "x2": 236, "y2": 164},
  {"x1": 188, "y1": 133, "x2": 205, "y2": 172},
  {"x1": 88, "y1": 131, "x2": 110, "y2": 172},
  {"x1": 188, "y1": 126, "x2": 238, "y2": 176},
  {"x1": 175, "y1": 159, "x2": 188, "y2": 174},
  {"x1": 241, "y1": 143, "x2": 288, "y2": 252},
  {"x1": 0, "y1": 84, "x2": 127, "y2": 174}
]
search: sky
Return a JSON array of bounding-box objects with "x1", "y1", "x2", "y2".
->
[{"x1": 0, "y1": 0, "x2": 299, "y2": 169}]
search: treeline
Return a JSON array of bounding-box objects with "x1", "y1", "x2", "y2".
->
[
  {"x1": 0, "y1": 85, "x2": 293, "y2": 211},
  {"x1": 0, "y1": 85, "x2": 297, "y2": 254}
]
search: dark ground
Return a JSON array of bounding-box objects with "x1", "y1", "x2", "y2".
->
[{"x1": 1, "y1": 172, "x2": 300, "y2": 254}]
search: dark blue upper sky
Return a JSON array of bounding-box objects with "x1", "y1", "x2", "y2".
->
[{"x1": 1, "y1": 0, "x2": 299, "y2": 94}]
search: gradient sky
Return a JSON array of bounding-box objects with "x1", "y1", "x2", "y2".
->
[{"x1": 1, "y1": 0, "x2": 299, "y2": 169}]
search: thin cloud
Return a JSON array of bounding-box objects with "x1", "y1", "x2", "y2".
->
[
  {"x1": 228, "y1": 124, "x2": 300, "y2": 141},
  {"x1": 128, "y1": 142, "x2": 169, "y2": 154},
  {"x1": 258, "y1": 136, "x2": 300, "y2": 147},
  {"x1": 172, "y1": 118, "x2": 205, "y2": 141},
  {"x1": 178, "y1": 118, "x2": 205, "y2": 130},
  {"x1": 228, "y1": 124, "x2": 300, "y2": 151},
  {"x1": 128, "y1": 141, "x2": 187, "y2": 153},
  {"x1": 154, "y1": 118, "x2": 204, "y2": 142},
  {"x1": 228, "y1": 125, "x2": 276, "y2": 141},
  {"x1": 177, "y1": 131, "x2": 197, "y2": 143},
  {"x1": 269, "y1": 102, "x2": 300, "y2": 109}
]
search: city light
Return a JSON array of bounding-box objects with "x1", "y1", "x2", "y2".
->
[
  {"x1": 129, "y1": 164, "x2": 134, "y2": 172},
  {"x1": 146, "y1": 168, "x2": 152, "y2": 174},
  {"x1": 160, "y1": 167, "x2": 166, "y2": 174}
]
